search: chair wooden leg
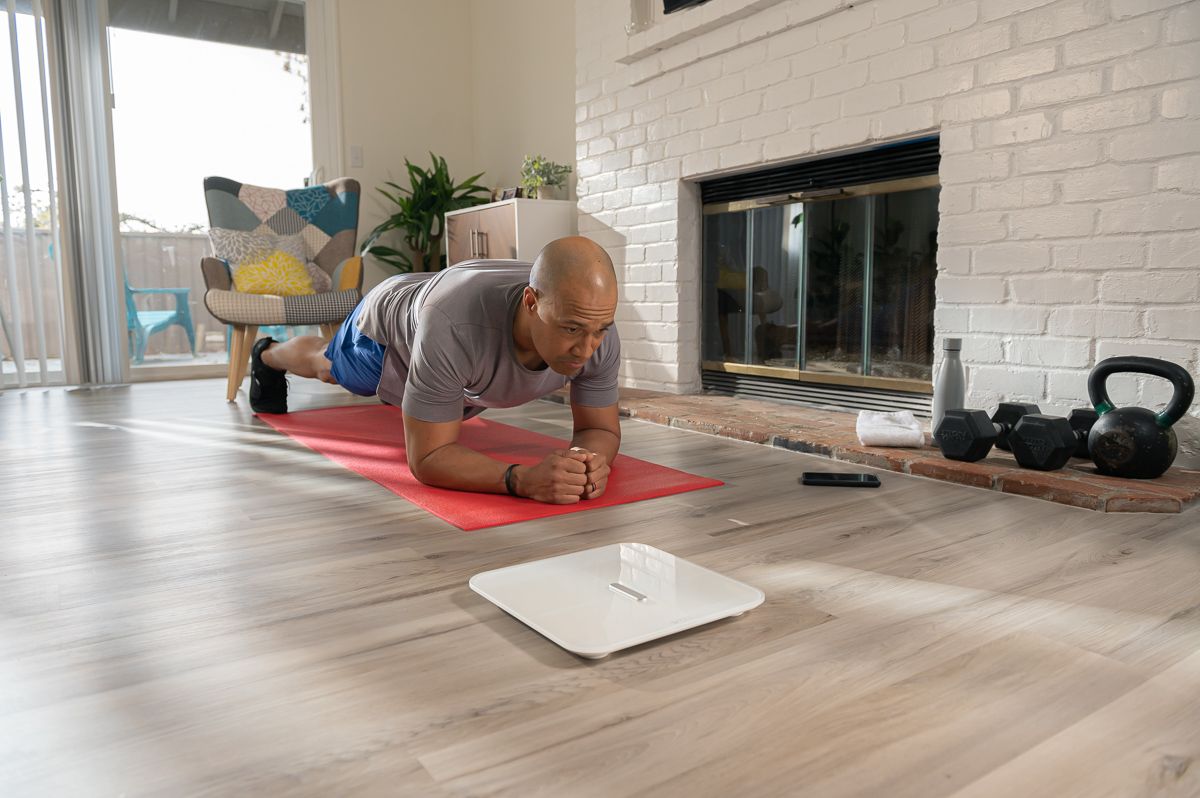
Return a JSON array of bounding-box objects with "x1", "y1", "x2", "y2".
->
[
  {"x1": 226, "y1": 324, "x2": 247, "y2": 401},
  {"x1": 320, "y1": 323, "x2": 336, "y2": 340},
  {"x1": 235, "y1": 325, "x2": 259, "y2": 389}
]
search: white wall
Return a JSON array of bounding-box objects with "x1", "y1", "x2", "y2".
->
[
  {"x1": 337, "y1": 1, "x2": 475, "y2": 288},
  {"x1": 470, "y1": 0, "x2": 577, "y2": 192},
  {"x1": 575, "y1": 0, "x2": 1200, "y2": 420},
  {"x1": 336, "y1": 0, "x2": 576, "y2": 289}
]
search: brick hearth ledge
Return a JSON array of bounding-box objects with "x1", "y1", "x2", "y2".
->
[{"x1": 544, "y1": 388, "x2": 1200, "y2": 514}]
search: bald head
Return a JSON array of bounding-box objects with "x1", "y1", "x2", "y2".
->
[
  {"x1": 517, "y1": 237, "x2": 618, "y2": 375},
  {"x1": 529, "y1": 236, "x2": 617, "y2": 305}
]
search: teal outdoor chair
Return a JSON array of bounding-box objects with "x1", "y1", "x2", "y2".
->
[
  {"x1": 124, "y1": 278, "x2": 196, "y2": 364},
  {"x1": 201, "y1": 176, "x2": 362, "y2": 402}
]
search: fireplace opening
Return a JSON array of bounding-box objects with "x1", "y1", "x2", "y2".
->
[{"x1": 698, "y1": 138, "x2": 940, "y2": 413}]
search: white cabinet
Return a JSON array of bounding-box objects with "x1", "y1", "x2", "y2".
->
[{"x1": 445, "y1": 198, "x2": 576, "y2": 266}]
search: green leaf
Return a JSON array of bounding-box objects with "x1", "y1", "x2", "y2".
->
[
  {"x1": 360, "y1": 243, "x2": 414, "y2": 273},
  {"x1": 359, "y1": 152, "x2": 490, "y2": 273}
]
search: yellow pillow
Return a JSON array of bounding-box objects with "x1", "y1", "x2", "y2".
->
[{"x1": 232, "y1": 250, "x2": 316, "y2": 295}]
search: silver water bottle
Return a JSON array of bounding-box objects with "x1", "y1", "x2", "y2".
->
[{"x1": 931, "y1": 338, "x2": 965, "y2": 436}]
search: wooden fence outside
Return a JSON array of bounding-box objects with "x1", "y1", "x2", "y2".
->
[{"x1": 1, "y1": 230, "x2": 226, "y2": 360}]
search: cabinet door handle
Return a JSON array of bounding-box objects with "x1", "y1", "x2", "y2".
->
[
  {"x1": 469, "y1": 229, "x2": 477, "y2": 259},
  {"x1": 478, "y1": 230, "x2": 488, "y2": 259}
]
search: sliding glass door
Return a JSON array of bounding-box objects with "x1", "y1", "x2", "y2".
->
[
  {"x1": 3, "y1": 0, "x2": 338, "y2": 389},
  {"x1": 0, "y1": 0, "x2": 67, "y2": 389},
  {"x1": 107, "y1": 0, "x2": 311, "y2": 377}
]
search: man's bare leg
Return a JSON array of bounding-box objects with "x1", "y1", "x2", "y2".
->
[{"x1": 260, "y1": 336, "x2": 337, "y2": 384}]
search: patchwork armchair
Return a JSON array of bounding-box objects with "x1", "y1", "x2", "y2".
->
[{"x1": 201, "y1": 176, "x2": 363, "y2": 401}]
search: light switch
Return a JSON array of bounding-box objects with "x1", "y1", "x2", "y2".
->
[{"x1": 349, "y1": 144, "x2": 363, "y2": 168}]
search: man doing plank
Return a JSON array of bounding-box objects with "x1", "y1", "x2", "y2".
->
[{"x1": 250, "y1": 236, "x2": 621, "y2": 505}]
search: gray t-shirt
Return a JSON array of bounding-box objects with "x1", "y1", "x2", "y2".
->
[{"x1": 354, "y1": 261, "x2": 621, "y2": 423}]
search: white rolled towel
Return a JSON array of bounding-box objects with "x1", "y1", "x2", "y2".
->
[{"x1": 855, "y1": 410, "x2": 926, "y2": 447}]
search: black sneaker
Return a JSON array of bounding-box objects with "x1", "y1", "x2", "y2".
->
[{"x1": 249, "y1": 337, "x2": 288, "y2": 414}]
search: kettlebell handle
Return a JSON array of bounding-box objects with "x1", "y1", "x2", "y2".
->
[{"x1": 1088, "y1": 356, "x2": 1196, "y2": 429}]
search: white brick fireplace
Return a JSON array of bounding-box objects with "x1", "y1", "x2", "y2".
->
[{"x1": 574, "y1": 0, "x2": 1200, "y2": 420}]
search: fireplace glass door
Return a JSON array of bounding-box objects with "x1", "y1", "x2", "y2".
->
[
  {"x1": 805, "y1": 196, "x2": 868, "y2": 375},
  {"x1": 702, "y1": 183, "x2": 939, "y2": 386}
]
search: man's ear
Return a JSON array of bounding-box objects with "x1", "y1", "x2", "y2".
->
[{"x1": 522, "y1": 285, "x2": 540, "y2": 314}]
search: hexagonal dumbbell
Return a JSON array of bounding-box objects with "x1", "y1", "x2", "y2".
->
[
  {"x1": 1008, "y1": 415, "x2": 1079, "y2": 471},
  {"x1": 1007, "y1": 409, "x2": 1101, "y2": 471},
  {"x1": 933, "y1": 402, "x2": 1041, "y2": 462}
]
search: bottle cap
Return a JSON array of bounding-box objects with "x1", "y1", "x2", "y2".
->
[{"x1": 943, "y1": 338, "x2": 962, "y2": 351}]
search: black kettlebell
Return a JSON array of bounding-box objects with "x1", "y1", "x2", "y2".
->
[{"x1": 1087, "y1": 356, "x2": 1196, "y2": 479}]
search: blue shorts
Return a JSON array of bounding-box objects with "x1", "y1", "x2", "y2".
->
[{"x1": 325, "y1": 300, "x2": 386, "y2": 397}]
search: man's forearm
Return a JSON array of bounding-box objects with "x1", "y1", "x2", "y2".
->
[
  {"x1": 570, "y1": 428, "x2": 620, "y2": 464},
  {"x1": 412, "y1": 442, "x2": 512, "y2": 494},
  {"x1": 410, "y1": 431, "x2": 618, "y2": 497}
]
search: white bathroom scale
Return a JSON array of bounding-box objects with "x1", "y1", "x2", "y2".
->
[{"x1": 469, "y1": 543, "x2": 765, "y2": 659}]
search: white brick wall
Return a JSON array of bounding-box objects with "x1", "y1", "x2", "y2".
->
[{"x1": 576, "y1": 0, "x2": 1200, "y2": 420}]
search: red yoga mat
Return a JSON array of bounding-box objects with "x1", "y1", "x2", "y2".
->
[{"x1": 259, "y1": 405, "x2": 723, "y2": 530}]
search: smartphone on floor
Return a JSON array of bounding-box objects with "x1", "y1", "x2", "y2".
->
[{"x1": 800, "y1": 472, "x2": 881, "y2": 488}]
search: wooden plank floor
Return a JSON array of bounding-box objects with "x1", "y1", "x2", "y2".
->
[{"x1": 1, "y1": 379, "x2": 1198, "y2": 797}]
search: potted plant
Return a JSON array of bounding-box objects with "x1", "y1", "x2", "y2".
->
[
  {"x1": 361, "y1": 153, "x2": 490, "y2": 272},
  {"x1": 520, "y1": 154, "x2": 572, "y2": 200}
]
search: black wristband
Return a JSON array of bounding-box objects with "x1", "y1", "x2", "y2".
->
[{"x1": 503, "y1": 464, "x2": 519, "y2": 497}]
